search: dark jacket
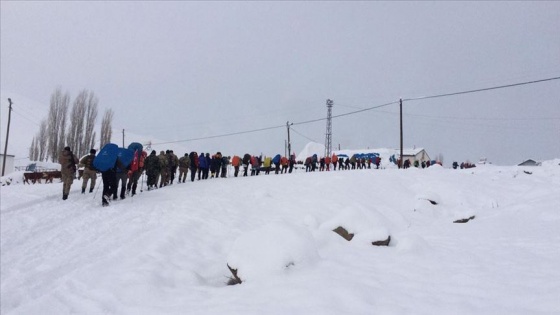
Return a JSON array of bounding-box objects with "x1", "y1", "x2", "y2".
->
[{"x1": 145, "y1": 152, "x2": 161, "y2": 176}]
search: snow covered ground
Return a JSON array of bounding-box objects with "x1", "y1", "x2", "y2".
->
[{"x1": 1, "y1": 161, "x2": 559, "y2": 315}]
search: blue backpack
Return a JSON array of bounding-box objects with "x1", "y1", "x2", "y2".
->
[
  {"x1": 93, "y1": 143, "x2": 119, "y2": 172},
  {"x1": 117, "y1": 147, "x2": 135, "y2": 169}
]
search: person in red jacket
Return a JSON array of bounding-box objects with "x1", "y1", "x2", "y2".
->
[
  {"x1": 231, "y1": 155, "x2": 241, "y2": 177},
  {"x1": 331, "y1": 154, "x2": 338, "y2": 171},
  {"x1": 280, "y1": 156, "x2": 289, "y2": 174}
]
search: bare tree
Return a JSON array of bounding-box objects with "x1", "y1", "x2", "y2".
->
[
  {"x1": 29, "y1": 137, "x2": 37, "y2": 161},
  {"x1": 83, "y1": 91, "x2": 98, "y2": 152},
  {"x1": 100, "y1": 109, "x2": 114, "y2": 147},
  {"x1": 47, "y1": 88, "x2": 70, "y2": 162},
  {"x1": 38, "y1": 119, "x2": 48, "y2": 161},
  {"x1": 58, "y1": 97, "x2": 69, "y2": 156},
  {"x1": 67, "y1": 90, "x2": 87, "y2": 157}
]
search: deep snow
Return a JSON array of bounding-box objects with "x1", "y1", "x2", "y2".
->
[{"x1": 1, "y1": 161, "x2": 560, "y2": 314}]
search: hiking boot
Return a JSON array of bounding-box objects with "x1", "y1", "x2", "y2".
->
[
  {"x1": 102, "y1": 198, "x2": 109, "y2": 207},
  {"x1": 81, "y1": 188, "x2": 85, "y2": 194},
  {"x1": 89, "y1": 188, "x2": 94, "y2": 193},
  {"x1": 120, "y1": 195, "x2": 125, "y2": 200},
  {"x1": 113, "y1": 196, "x2": 118, "y2": 201},
  {"x1": 62, "y1": 194, "x2": 68, "y2": 200}
]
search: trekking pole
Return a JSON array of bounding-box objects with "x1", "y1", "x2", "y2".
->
[
  {"x1": 93, "y1": 182, "x2": 101, "y2": 200},
  {"x1": 140, "y1": 172, "x2": 144, "y2": 193}
]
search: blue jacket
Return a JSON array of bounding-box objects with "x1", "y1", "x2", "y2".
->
[{"x1": 198, "y1": 153, "x2": 208, "y2": 169}]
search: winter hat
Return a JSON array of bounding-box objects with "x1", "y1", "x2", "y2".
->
[
  {"x1": 90, "y1": 149, "x2": 96, "y2": 154},
  {"x1": 64, "y1": 146, "x2": 71, "y2": 151},
  {"x1": 151, "y1": 150, "x2": 156, "y2": 155}
]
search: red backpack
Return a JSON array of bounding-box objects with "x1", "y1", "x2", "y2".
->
[{"x1": 130, "y1": 150, "x2": 147, "y2": 171}]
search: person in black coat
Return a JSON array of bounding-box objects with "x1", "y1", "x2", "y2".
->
[
  {"x1": 242, "y1": 153, "x2": 251, "y2": 177},
  {"x1": 102, "y1": 158, "x2": 124, "y2": 206}
]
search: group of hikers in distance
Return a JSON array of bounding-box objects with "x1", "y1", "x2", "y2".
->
[{"x1": 58, "y1": 141, "x2": 437, "y2": 207}]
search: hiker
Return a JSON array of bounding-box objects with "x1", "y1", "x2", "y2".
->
[
  {"x1": 80, "y1": 149, "x2": 97, "y2": 194},
  {"x1": 331, "y1": 154, "x2": 338, "y2": 171},
  {"x1": 178, "y1": 153, "x2": 190, "y2": 183},
  {"x1": 263, "y1": 156, "x2": 272, "y2": 175},
  {"x1": 289, "y1": 153, "x2": 296, "y2": 173},
  {"x1": 168, "y1": 150, "x2": 179, "y2": 185},
  {"x1": 127, "y1": 150, "x2": 146, "y2": 196},
  {"x1": 221, "y1": 155, "x2": 229, "y2": 178},
  {"x1": 280, "y1": 155, "x2": 289, "y2": 174},
  {"x1": 272, "y1": 154, "x2": 281, "y2": 174},
  {"x1": 158, "y1": 151, "x2": 169, "y2": 187},
  {"x1": 58, "y1": 146, "x2": 79, "y2": 200},
  {"x1": 242, "y1": 153, "x2": 251, "y2": 176},
  {"x1": 114, "y1": 160, "x2": 128, "y2": 200},
  {"x1": 144, "y1": 150, "x2": 161, "y2": 190},
  {"x1": 231, "y1": 155, "x2": 241, "y2": 177},
  {"x1": 101, "y1": 158, "x2": 124, "y2": 206},
  {"x1": 189, "y1": 151, "x2": 198, "y2": 182}
]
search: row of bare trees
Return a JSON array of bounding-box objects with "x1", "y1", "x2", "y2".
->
[{"x1": 29, "y1": 88, "x2": 114, "y2": 162}]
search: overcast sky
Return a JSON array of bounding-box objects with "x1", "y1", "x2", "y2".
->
[{"x1": 1, "y1": 1, "x2": 559, "y2": 165}]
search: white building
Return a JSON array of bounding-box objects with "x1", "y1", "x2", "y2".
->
[{"x1": 0, "y1": 154, "x2": 15, "y2": 176}]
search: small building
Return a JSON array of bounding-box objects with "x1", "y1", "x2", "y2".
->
[
  {"x1": 402, "y1": 148, "x2": 431, "y2": 165},
  {"x1": 0, "y1": 154, "x2": 15, "y2": 176},
  {"x1": 518, "y1": 159, "x2": 541, "y2": 167}
]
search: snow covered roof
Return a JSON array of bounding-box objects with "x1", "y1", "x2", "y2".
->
[{"x1": 518, "y1": 159, "x2": 541, "y2": 166}]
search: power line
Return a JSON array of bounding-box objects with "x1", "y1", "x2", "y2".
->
[
  {"x1": 150, "y1": 76, "x2": 560, "y2": 146},
  {"x1": 292, "y1": 100, "x2": 400, "y2": 126},
  {"x1": 151, "y1": 124, "x2": 285, "y2": 146},
  {"x1": 403, "y1": 76, "x2": 560, "y2": 102},
  {"x1": 290, "y1": 127, "x2": 318, "y2": 143}
]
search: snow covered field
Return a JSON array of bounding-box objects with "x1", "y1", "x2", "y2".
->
[{"x1": 1, "y1": 162, "x2": 559, "y2": 315}]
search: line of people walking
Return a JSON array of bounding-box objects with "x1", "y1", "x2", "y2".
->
[{"x1": 58, "y1": 144, "x2": 389, "y2": 204}]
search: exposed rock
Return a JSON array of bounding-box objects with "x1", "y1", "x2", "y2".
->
[
  {"x1": 333, "y1": 226, "x2": 354, "y2": 241},
  {"x1": 453, "y1": 216, "x2": 476, "y2": 223},
  {"x1": 226, "y1": 264, "x2": 242, "y2": 285},
  {"x1": 372, "y1": 235, "x2": 391, "y2": 246}
]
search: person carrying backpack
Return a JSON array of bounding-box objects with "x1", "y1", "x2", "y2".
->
[
  {"x1": 231, "y1": 155, "x2": 241, "y2": 177},
  {"x1": 178, "y1": 153, "x2": 190, "y2": 183},
  {"x1": 144, "y1": 150, "x2": 161, "y2": 191},
  {"x1": 189, "y1": 151, "x2": 198, "y2": 182},
  {"x1": 58, "y1": 146, "x2": 79, "y2": 200},
  {"x1": 127, "y1": 150, "x2": 146, "y2": 196},
  {"x1": 242, "y1": 153, "x2": 251, "y2": 177},
  {"x1": 80, "y1": 149, "x2": 97, "y2": 194}
]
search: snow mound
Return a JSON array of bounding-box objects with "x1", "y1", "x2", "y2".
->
[
  {"x1": 319, "y1": 206, "x2": 390, "y2": 245},
  {"x1": 226, "y1": 222, "x2": 319, "y2": 282}
]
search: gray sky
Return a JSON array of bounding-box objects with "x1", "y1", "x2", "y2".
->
[{"x1": 1, "y1": 1, "x2": 559, "y2": 165}]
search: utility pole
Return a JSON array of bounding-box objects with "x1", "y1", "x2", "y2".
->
[
  {"x1": 399, "y1": 98, "x2": 403, "y2": 169},
  {"x1": 2, "y1": 98, "x2": 13, "y2": 176},
  {"x1": 325, "y1": 99, "x2": 333, "y2": 158},
  {"x1": 286, "y1": 121, "x2": 293, "y2": 158}
]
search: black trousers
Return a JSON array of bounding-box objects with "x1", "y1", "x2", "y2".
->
[
  {"x1": 102, "y1": 170, "x2": 117, "y2": 202},
  {"x1": 190, "y1": 167, "x2": 197, "y2": 182}
]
